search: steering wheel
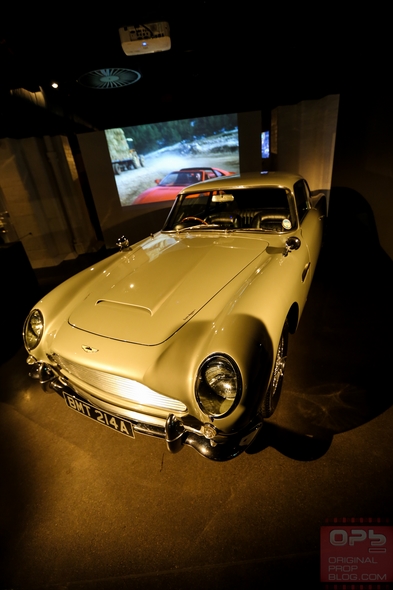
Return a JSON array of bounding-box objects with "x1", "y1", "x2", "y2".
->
[{"x1": 181, "y1": 216, "x2": 208, "y2": 225}]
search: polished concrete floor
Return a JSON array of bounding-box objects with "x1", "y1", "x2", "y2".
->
[{"x1": 1, "y1": 194, "x2": 393, "y2": 589}]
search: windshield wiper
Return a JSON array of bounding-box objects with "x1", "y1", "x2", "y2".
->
[{"x1": 176, "y1": 223, "x2": 221, "y2": 232}]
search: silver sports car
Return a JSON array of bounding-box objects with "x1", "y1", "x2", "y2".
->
[{"x1": 24, "y1": 171, "x2": 326, "y2": 460}]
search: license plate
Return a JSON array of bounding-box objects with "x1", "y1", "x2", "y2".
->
[{"x1": 63, "y1": 392, "x2": 134, "y2": 438}]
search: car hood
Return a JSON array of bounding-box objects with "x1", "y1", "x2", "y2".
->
[
  {"x1": 69, "y1": 233, "x2": 269, "y2": 345},
  {"x1": 135, "y1": 185, "x2": 180, "y2": 203}
]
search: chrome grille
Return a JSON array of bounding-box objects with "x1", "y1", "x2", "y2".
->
[{"x1": 53, "y1": 355, "x2": 187, "y2": 413}]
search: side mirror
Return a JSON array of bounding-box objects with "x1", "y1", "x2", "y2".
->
[
  {"x1": 284, "y1": 236, "x2": 301, "y2": 256},
  {"x1": 116, "y1": 235, "x2": 130, "y2": 250}
]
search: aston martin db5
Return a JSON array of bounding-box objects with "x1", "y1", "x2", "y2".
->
[{"x1": 23, "y1": 172, "x2": 325, "y2": 460}]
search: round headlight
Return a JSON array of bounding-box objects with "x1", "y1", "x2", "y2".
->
[
  {"x1": 23, "y1": 309, "x2": 44, "y2": 351},
  {"x1": 196, "y1": 354, "x2": 241, "y2": 418}
]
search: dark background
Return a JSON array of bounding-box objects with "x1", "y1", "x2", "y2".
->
[
  {"x1": 1, "y1": 3, "x2": 383, "y2": 137},
  {"x1": 2, "y1": 3, "x2": 391, "y2": 250},
  {"x1": 1, "y1": 4, "x2": 392, "y2": 590}
]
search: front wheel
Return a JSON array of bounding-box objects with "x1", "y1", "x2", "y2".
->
[{"x1": 261, "y1": 321, "x2": 288, "y2": 418}]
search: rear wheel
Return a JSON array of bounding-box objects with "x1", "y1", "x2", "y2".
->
[{"x1": 261, "y1": 321, "x2": 288, "y2": 418}]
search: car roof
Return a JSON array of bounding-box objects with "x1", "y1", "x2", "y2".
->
[
  {"x1": 179, "y1": 167, "x2": 216, "y2": 172},
  {"x1": 179, "y1": 171, "x2": 303, "y2": 194},
  {"x1": 166, "y1": 168, "x2": 205, "y2": 176}
]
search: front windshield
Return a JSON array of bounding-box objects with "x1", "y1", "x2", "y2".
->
[
  {"x1": 159, "y1": 171, "x2": 202, "y2": 187},
  {"x1": 163, "y1": 187, "x2": 296, "y2": 233}
]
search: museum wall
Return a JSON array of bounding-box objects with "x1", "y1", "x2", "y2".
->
[
  {"x1": 273, "y1": 95, "x2": 340, "y2": 199},
  {"x1": 77, "y1": 130, "x2": 170, "y2": 249},
  {"x1": 0, "y1": 136, "x2": 97, "y2": 267},
  {"x1": 331, "y1": 92, "x2": 393, "y2": 260},
  {"x1": 78, "y1": 111, "x2": 262, "y2": 248},
  {"x1": 3, "y1": 95, "x2": 392, "y2": 267}
]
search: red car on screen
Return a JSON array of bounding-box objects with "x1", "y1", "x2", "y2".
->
[{"x1": 134, "y1": 167, "x2": 235, "y2": 204}]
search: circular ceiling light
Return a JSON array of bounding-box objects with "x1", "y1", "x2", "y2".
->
[{"x1": 77, "y1": 68, "x2": 141, "y2": 89}]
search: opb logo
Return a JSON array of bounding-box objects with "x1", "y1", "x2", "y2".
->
[
  {"x1": 320, "y1": 523, "x2": 393, "y2": 584},
  {"x1": 330, "y1": 528, "x2": 387, "y2": 551}
]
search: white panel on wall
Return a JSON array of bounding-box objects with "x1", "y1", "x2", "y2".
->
[
  {"x1": 0, "y1": 136, "x2": 97, "y2": 268},
  {"x1": 272, "y1": 95, "x2": 340, "y2": 199}
]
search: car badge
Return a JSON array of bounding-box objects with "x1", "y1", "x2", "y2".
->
[{"x1": 82, "y1": 345, "x2": 99, "y2": 353}]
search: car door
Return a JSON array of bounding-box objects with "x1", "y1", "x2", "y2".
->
[{"x1": 294, "y1": 180, "x2": 323, "y2": 284}]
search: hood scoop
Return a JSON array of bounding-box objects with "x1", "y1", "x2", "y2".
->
[{"x1": 96, "y1": 300, "x2": 152, "y2": 316}]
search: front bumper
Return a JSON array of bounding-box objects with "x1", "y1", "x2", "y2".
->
[{"x1": 27, "y1": 358, "x2": 263, "y2": 461}]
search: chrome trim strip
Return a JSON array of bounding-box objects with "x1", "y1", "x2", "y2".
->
[{"x1": 53, "y1": 354, "x2": 187, "y2": 413}]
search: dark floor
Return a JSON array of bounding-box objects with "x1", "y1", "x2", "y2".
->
[{"x1": 1, "y1": 193, "x2": 393, "y2": 589}]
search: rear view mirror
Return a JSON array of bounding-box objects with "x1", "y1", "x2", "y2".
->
[{"x1": 211, "y1": 193, "x2": 235, "y2": 203}]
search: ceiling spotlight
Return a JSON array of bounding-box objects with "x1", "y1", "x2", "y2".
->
[{"x1": 51, "y1": 82, "x2": 59, "y2": 89}]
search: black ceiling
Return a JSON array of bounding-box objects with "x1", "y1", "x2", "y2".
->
[{"x1": 0, "y1": 3, "x2": 382, "y2": 138}]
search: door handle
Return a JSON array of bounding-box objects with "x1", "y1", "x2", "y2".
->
[{"x1": 302, "y1": 262, "x2": 311, "y2": 282}]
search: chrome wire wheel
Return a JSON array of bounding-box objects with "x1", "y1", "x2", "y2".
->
[
  {"x1": 261, "y1": 321, "x2": 288, "y2": 418},
  {"x1": 271, "y1": 333, "x2": 286, "y2": 395}
]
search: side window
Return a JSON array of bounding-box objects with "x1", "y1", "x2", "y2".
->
[{"x1": 294, "y1": 180, "x2": 310, "y2": 222}]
